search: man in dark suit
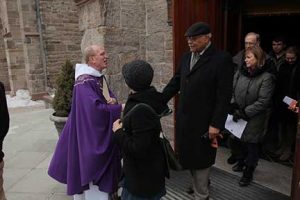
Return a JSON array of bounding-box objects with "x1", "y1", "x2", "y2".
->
[
  {"x1": 162, "y1": 22, "x2": 234, "y2": 200},
  {"x1": 0, "y1": 81, "x2": 9, "y2": 200}
]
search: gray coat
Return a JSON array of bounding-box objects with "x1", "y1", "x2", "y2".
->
[{"x1": 233, "y1": 66, "x2": 274, "y2": 143}]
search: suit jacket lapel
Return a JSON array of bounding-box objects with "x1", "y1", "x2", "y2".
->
[{"x1": 187, "y1": 45, "x2": 214, "y2": 76}]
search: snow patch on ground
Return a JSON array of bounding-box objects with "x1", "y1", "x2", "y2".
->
[{"x1": 6, "y1": 89, "x2": 44, "y2": 108}]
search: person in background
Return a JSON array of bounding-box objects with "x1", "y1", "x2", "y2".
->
[
  {"x1": 262, "y1": 36, "x2": 287, "y2": 158},
  {"x1": 228, "y1": 46, "x2": 274, "y2": 186},
  {"x1": 162, "y1": 22, "x2": 234, "y2": 200},
  {"x1": 0, "y1": 81, "x2": 9, "y2": 200},
  {"x1": 113, "y1": 60, "x2": 169, "y2": 200},
  {"x1": 227, "y1": 32, "x2": 262, "y2": 165},
  {"x1": 268, "y1": 36, "x2": 286, "y2": 74},
  {"x1": 274, "y1": 46, "x2": 300, "y2": 161},
  {"x1": 48, "y1": 45, "x2": 123, "y2": 200},
  {"x1": 233, "y1": 32, "x2": 261, "y2": 71}
]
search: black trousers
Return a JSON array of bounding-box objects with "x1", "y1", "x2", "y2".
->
[{"x1": 228, "y1": 136, "x2": 259, "y2": 168}]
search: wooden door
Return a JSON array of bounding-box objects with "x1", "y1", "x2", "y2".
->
[
  {"x1": 222, "y1": 0, "x2": 243, "y2": 55},
  {"x1": 172, "y1": 0, "x2": 224, "y2": 151},
  {"x1": 173, "y1": 0, "x2": 224, "y2": 70}
]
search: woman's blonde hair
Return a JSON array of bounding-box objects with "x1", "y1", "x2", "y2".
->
[{"x1": 245, "y1": 46, "x2": 266, "y2": 68}]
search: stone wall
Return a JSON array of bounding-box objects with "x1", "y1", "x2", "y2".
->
[
  {"x1": 76, "y1": 0, "x2": 174, "y2": 138},
  {"x1": 77, "y1": 0, "x2": 146, "y2": 101},
  {"x1": 1, "y1": 0, "x2": 175, "y2": 136},
  {"x1": 18, "y1": 0, "x2": 45, "y2": 95},
  {"x1": 39, "y1": 0, "x2": 82, "y2": 88},
  {"x1": 77, "y1": 0, "x2": 173, "y2": 100},
  {"x1": 1, "y1": 0, "x2": 27, "y2": 94},
  {"x1": 145, "y1": 0, "x2": 174, "y2": 136},
  {"x1": 0, "y1": 0, "x2": 82, "y2": 96}
]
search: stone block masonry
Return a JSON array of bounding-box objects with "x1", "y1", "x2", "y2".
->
[{"x1": 0, "y1": 0, "x2": 82, "y2": 97}]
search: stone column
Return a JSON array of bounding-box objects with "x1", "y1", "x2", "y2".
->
[
  {"x1": 17, "y1": 0, "x2": 46, "y2": 98},
  {"x1": 39, "y1": 0, "x2": 82, "y2": 88},
  {"x1": 1, "y1": 0, "x2": 26, "y2": 95}
]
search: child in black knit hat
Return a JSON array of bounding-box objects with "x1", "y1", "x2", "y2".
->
[{"x1": 113, "y1": 60, "x2": 169, "y2": 200}]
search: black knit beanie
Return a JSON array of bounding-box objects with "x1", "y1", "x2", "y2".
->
[{"x1": 122, "y1": 60, "x2": 154, "y2": 92}]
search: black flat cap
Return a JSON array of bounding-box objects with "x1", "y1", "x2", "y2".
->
[{"x1": 184, "y1": 22, "x2": 211, "y2": 37}]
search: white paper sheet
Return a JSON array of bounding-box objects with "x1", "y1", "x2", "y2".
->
[
  {"x1": 225, "y1": 114, "x2": 247, "y2": 139},
  {"x1": 283, "y1": 96, "x2": 297, "y2": 107}
]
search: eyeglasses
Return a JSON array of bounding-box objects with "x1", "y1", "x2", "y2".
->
[
  {"x1": 272, "y1": 42, "x2": 283, "y2": 46},
  {"x1": 186, "y1": 35, "x2": 206, "y2": 41},
  {"x1": 286, "y1": 57, "x2": 297, "y2": 61},
  {"x1": 245, "y1": 42, "x2": 256, "y2": 46}
]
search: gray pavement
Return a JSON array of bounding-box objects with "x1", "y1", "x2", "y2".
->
[
  {"x1": 4, "y1": 107, "x2": 71, "y2": 200},
  {"x1": 3, "y1": 106, "x2": 292, "y2": 199}
]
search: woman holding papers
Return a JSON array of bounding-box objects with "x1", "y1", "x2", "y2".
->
[{"x1": 229, "y1": 46, "x2": 274, "y2": 187}]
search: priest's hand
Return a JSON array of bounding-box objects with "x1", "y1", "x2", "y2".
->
[
  {"x1": 113, "y1": 119, "x2": 122, "y2": 132},
  {"x1": 107, "y1": 97, "x2": 117, "y2": 104}
]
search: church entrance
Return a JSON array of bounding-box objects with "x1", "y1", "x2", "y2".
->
[{"x1": 172, "y1": 0, "x2": 300, "y2": 199}]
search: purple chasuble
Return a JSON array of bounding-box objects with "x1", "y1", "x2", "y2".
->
[{"x1": 48, "y1": 74, "x2": 122, "y2": 195}]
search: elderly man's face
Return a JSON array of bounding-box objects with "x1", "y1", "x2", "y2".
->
[
  {"x1": 186, "y1": 34, "x2": 210, "y2": 53},
  {"x1": 245, "y1": 35, "x2": 258, "y2": 50},
  {"x1": 285, "y1": 52, "x2": 297, "y2": 65},
  {"x1": 91, "y1": 47, "x2": 108, "y2": 71}
]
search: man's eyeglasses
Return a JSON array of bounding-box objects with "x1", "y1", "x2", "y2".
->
[
  {"x1": 286, "y1": 57, "x2": 297, "y2": 61},
  {"x1": 186, "y1": 35, "x2": 206, "y2": 41},
  {"x1": 245, "y1": 42, "x2": 256, "y2": 46}
]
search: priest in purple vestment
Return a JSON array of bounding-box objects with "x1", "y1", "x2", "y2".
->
[{"x1": 48, "y1": 45, "x2": 123, "y2": 200}]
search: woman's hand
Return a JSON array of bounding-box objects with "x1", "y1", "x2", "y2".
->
[
  {"x1": 113, "y1": 119, "x2": 122, "y2": 132},
  {"x1": 232, "y1": 109, "x2": 248, "y2": 122}
]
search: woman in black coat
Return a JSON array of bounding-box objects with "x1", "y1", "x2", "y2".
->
[{"x1": 113, "y1": 60, "x2": 168, "y2": 200}]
